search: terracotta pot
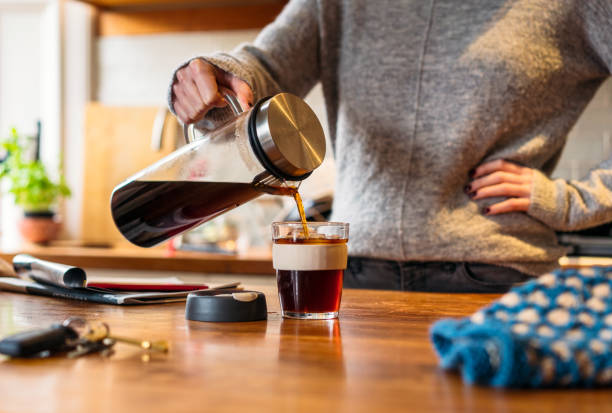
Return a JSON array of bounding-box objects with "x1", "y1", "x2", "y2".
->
[{"x1": 18, "y1": 212, "x2": 61, "y2": 244}]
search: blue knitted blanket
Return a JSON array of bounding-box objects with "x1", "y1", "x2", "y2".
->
[{"x1": 430, "y1": 267, "x2": 612, "y2": 387}]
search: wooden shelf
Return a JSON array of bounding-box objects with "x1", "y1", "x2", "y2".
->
[
  {"x1": 98, "y1": 3, "x2": 285, "y2": 36},
  {"x1": 0, "y1": 244, "x2": 274, "y2": 274},
  {"x1": 77, "y1": 0, "x2": 283, "y2": 10},
  {"x1": 75, "y1": 0, "x2": 287, "y2": 36}
]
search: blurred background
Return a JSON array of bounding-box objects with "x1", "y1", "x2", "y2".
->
[{"x1": 0, "y1": 0, "x2": 610, "y2": 254}]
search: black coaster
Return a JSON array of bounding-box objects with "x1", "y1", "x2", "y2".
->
[{"x1": 185, "y1": 289, "x2": 267, "y2": 322}]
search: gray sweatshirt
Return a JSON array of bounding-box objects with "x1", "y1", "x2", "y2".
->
[{"x1": 169, "y1": 0, "x2": 612, "y2": 276}]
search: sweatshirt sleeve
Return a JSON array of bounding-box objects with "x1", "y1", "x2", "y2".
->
[
  {"x1": 168, "y1": 0, "x2": 320, "y2": 116},
  {"x1": 528, "y1": 160, "x2": 612, "y2": 231},
  {"x1": 528, "y1": 1, "x2": 612, "y2": 230}
]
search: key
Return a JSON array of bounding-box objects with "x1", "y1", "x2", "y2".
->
[
  {"x1": 0, "y1": 324, "x2": 77, "y2": 358},
  {"x1": 82, "y1": 321, "x2": 168, "y2": 353},
  {"x1": 102, "y1": 335, "x2": 168, "y2": 353}
]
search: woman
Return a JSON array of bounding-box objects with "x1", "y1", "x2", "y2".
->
[{"x1": 168, "y1": 0, "x2": 612, "y2": 292}]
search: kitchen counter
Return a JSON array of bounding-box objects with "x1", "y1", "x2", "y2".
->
[
  {"x1": 559, "y1": 255, "x2": 612, "y2": 268},
  {"x1": 1, "y1": 286, "x2": 608, "y2": 413},
  {"x1": 0, "y1": 243, "x2": 274, "y2": 275}
]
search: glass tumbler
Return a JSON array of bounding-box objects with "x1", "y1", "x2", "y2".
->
[{"x1": 272, "y1": 222, "x2": 349, "y2": 319}]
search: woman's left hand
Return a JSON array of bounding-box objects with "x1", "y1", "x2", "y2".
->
[{"x1": 465, "y1": 159, "x2": 534, "y2": 215}]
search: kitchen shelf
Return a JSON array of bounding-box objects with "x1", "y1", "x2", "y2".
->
[
  {"x1": 75, "y1": 0, "x2": 287, "y2": 36},
  {"x1": 76, "y1": 0, "x2": 284, "y2": 10},
  {"x1": 0, "y1": 244, "x2": 274, "y2": 275}
]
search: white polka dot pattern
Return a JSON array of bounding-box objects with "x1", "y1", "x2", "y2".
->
[
  {"x1": 499, "y1": 292, "x2": 521, "y2": 307},
  {"x1": 547, "y1": 309, "x2": 570, "y2": 326},
  {"x1": 431, "y1": 267, "x2": 612, "y2": 387},
  {"x1": 512, "y1": 323, "x2": 529, "y2": 335},
  {"x1": 556, "y1": 292, "x2": 578, "y2": 308},
  {"x1": 517, "y1": 308, "x2": 540, "y2": 324},
  {"x1": 593, "y1": 283, "x2": 610, "y2": 297}
]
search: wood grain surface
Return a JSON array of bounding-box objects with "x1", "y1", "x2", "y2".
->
[{"x1": 0, "y1": 287, "x2": 608, "y2": 413}]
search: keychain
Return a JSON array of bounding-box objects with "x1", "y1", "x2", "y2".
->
[{"x1": 0, "y1": 317, "x2": 168, "y2": 358}]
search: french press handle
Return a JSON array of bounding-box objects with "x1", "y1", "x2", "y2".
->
[{"x1": 183, "y1": 88, "x2": 245, "y2": 144}]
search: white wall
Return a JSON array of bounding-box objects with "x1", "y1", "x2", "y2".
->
[
  {"x1": 62, "y1": 0, "x2": 94, "y2": 241},
  {"x1": 552, "y1": 79, "x2": 612, "y2": 180},
  {"x1": 97, "y1": 31, "x2": 259, "y2": 106},
  {"x1": 0, "y1": 11, "x2": 41, "y2": 135},
  {"x1": 0, "y1": 9, "x2": 41, "y2": 249},
  {"x1": 0, "y1": 0, "x2": 62, "y2": 248}
]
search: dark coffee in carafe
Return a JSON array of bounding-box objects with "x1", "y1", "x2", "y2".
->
[
  {"x1": 111, "y1": 180, "x2": 311, "y2": 248},
  {"x1": 111, "y1": 181, "x2": 260, "y2": 247}
]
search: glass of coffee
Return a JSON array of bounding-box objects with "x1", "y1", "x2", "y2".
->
[{"x1": 272, "y1": 222, "x2": 349, "y2": 319}]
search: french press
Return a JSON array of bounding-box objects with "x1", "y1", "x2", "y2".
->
[{"x1": 110, "y1": 92, "x2": 326, "y2": 248}]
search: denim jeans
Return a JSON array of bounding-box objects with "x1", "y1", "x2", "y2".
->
[{"x1": 343, "y1": 256, "x2": 533, "y2": 293}]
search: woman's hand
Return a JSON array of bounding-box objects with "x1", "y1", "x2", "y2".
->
[
  {"x1": 172, "y1": 58, "x2": 253, "y2": 124},
  {"x1": 465, "y1": 159, "x2": 534, "y2": 215}
]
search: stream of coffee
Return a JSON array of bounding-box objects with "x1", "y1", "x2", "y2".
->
[
  {"x1": 292, "y1": 191, "x2": 310, "y2": 238},
  {"x1": 254, "y1": 183, "x2": 310, "y2": 238}
]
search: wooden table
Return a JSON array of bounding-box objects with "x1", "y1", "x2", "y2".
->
[{"x1": 0, "y1": 287, "x2": 609, "y2": 412}]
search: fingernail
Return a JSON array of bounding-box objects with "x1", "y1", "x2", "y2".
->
[
  {"x1": 481, "y1": 207, "x2": 490, "y2": 214},
  {"x1": 468, "y1": 168, "x2": 476, "y2": 178},
  {"x1": 463, "y1": 184, "x2": 472, "y2": 194}
]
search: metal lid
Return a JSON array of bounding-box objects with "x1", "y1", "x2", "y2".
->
[{"x1": 252, "y1": 93, "x2": 326, "y2": 179}]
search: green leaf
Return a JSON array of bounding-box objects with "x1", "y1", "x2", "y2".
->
[{"x1": 0, "y1": 128, "x2": 71, "y2": 211}]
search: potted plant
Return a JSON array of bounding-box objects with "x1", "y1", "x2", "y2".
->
[{"x1": 0, "y1": 128, "x2": 71, "y2": 243}]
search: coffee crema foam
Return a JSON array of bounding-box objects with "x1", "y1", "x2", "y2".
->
[{"x1": 272, "y1": 244, "x2": 348, "y2": 271}]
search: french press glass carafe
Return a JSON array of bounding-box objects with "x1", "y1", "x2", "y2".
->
[{"x1": 110, "y1": 92, "x2": 326, "y2": 248}]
